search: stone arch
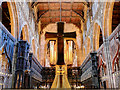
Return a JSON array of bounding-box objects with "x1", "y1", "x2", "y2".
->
[
  {"x1": 7, "y1": 2, "x2": 16, "y2": 37},
  {"x1": 2, "y1": 2, "x2": 19, "y2": 38},
  {"x1": 32, "y1": 39, "x2": 36, "y2": 55},
  {"x1": 43, "y1": 23, "x2": 79, "y2": 33},
  {"x1": 103, "y1": 1, "x2": 115, "y2": 39},
  {"x1": 93, "y1": 23, "x2": 103, "y2": 51},
  {"x1": 19, "y1": 24, "x2": 30, "y2": 43},
  {"x1": 10, "y1": 2, "x2": 19, "y2": 39}
]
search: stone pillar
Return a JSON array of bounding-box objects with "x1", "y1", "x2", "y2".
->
[
  {"x1": 103, "y1": 39, "x2": 113, "y2": 88},
  {"x1": 76, "y1": 31, "x2": 83, "y2": 66},
  {"x1": 40, "y1": 33, "x2": 45, "y2": 66}
]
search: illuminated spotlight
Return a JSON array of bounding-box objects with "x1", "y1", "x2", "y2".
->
[
  {"x1": 80, "y1": 85, "x2": 85, "y2": 88},
  {"x1": 76, "y1": 85, "x2": 85, "y2": 88}
]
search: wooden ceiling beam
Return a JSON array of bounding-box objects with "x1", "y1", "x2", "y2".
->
[
  {"x1": 38, "y1": 9, "x2": 83, "y2": 12},
  {"x1": 41, "y1": 16, "x2": 80, "y2": 18},
  {"x1": 70, "y1": 0, "x2": 73, "y2": 23},
  {"x1": 37, "y1": 10, "x2": 49, "y2": 22},
  {"x1": 72, "y1": 9, "x2": 85, "y2": 22},
  {"x1": 32, "y1": 2, "x2": 86, "y2": 10}
]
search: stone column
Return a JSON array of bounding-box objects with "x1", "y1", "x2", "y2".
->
[
  {"x1": 103, "y1": 39, "x2": 113, "y2": 88},
  {"x1": 76, "y1": 31, "x2": 83, "y2": 66},
  {"x1": 40, "y1": 32, "x2": 45, "y2": 66}
]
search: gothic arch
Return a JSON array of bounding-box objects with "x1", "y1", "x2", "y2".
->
[
  {"x1": 103, "y1": 1, "x2": 115, "y2": 39},
  {"x1": 10, "y1": 2, "x2": 19, "y2": 39},
  {"x1": 93, "y1": 23, "x2": 103, "y2": 51},
  {"x1": 19, "y1": 24, "x2": 30, "y2": 43},
  {"x1": 4, "y1": 2, "x2": 19, "y2": 38}
]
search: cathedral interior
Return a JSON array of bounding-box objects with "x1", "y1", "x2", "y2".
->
[{"x1": 0, "y1": 0, "x2": 120, "y2": 89}]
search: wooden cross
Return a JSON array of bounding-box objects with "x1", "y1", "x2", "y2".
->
[{"x1": 45, "y1": 22, "x2": 76, "y2": 65}]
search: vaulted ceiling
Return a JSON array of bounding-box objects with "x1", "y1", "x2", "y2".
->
[{"x1": 31, "y1": 1, "x2": 87, "y2": 30}]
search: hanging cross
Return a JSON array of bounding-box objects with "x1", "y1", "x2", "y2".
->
[{"x1": 45, "y1": 22, "x2": 76, "y2": 65}]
